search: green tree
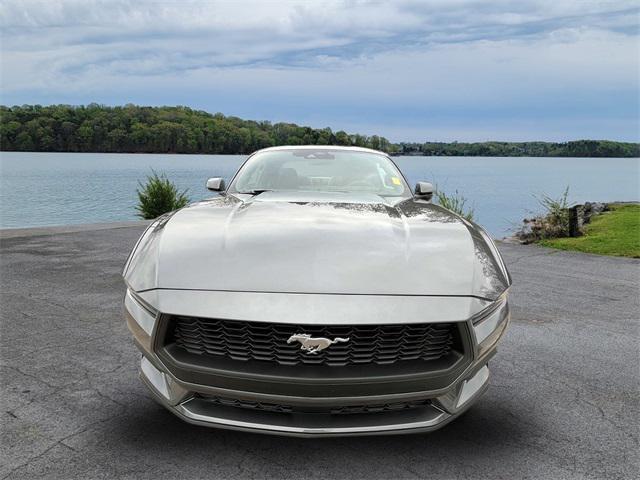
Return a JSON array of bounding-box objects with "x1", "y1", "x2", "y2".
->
[{"x1": 0, "y1": 104, "x2": 637, "y2": 157}]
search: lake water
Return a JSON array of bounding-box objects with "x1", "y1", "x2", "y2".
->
[{"x1": 1, "y1": 152, "x2": 638, "y2": 237}]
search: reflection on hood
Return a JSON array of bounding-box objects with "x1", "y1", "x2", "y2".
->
[{"x1": 124, "y1": 192, "x2": 510, "y2": 299}]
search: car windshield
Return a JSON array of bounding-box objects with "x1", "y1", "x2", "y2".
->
[{"x1": 230, "y1": 149, "x2": 409, "y2": 197}]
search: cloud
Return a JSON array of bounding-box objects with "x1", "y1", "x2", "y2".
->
[{"x1": 1, "y1": 0, "x2": 638, "y2": 141}]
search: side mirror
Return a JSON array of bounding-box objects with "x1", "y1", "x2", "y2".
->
[
  {"x1": 415, "y1": 182, "x2": 434, "y2": 201},
  {"x1": 206, "y1": 178, "x2": 226, "y2": 192}
]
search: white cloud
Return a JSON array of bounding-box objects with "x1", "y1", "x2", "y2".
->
[{"x1": 1, "y1": 0, "x2": 638, "y2": 141}]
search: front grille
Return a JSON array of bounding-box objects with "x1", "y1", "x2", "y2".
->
[
  {"x1": 197, "y1": 394, "x2": 432, "y2": 415},
  {"x1": 165, "y1": 316, "x2": 456, "y2": 368}
]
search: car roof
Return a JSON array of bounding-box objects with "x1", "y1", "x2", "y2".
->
[{"x1": 253, "y1": 145, "x2": 389, "y2": 156}]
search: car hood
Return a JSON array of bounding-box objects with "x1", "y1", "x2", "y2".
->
[{"x1": 124, "y1": 192, "x2": 509, "y2": 300}]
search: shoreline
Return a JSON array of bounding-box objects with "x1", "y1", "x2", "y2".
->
[
  {"x1": 2, "y1": 150, "x2": 639, "y2": 159},
  {"x1": 0, "y1": 220, "x2": 151, "y2": 239},
  {"x1": 3, "y1": 201, "x2": 638, "y2": 241}
]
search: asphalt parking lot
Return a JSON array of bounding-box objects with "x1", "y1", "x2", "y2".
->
[{"x1": 1, "y1": 223, "x2": 638, "y2": 479}]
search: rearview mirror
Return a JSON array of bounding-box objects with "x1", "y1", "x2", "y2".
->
[
  {"x1": 206, "y1": 178, "x2": 226, "y2": 192},
  {"x1": 415, "y1": 182, "x2": 434, "y2": 201}
]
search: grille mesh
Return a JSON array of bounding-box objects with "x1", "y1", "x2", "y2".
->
[
  {"x1": 167, "y1": 316, "x2": 455, "y2": 367},
  {"x1": 197, "y1": 395, "x2": 432, "y2": 415}
]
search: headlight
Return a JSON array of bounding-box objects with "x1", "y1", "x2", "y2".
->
[
  {"x1": 472, "y1": 291, "x2": 510, "y2": 355},
  {"x1": 123, "y1": 213, "x2": 175, "y2": 291}
]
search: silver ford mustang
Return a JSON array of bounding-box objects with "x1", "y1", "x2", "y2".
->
[{"x1": 123, "y1": 145, "x2": 511, "y2": 436}]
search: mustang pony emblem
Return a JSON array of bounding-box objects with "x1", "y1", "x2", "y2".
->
[{"x1": 287, "y1": 333, "x2": 350, "y2": 354}]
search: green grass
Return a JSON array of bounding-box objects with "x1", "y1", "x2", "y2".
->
[{"x1": 539, "y1": 204, "x2": 640, "y2": 258}]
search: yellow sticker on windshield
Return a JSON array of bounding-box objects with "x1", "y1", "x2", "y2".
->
[{"x1": 391, "y1": 177, "x2": 402, "y2": 185}]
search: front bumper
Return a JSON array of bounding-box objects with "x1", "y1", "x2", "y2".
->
[
  {"x1": 125, "y1": 288, "x2": 509, "y2": 437},
  {"x1": 140, "y1": 355, "x2": 491, "y2": 436}
]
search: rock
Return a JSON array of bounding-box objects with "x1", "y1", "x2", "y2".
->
[
  {"x1": 582, "y1": 202, "x2": 608, "y2": 224},
  {"x1": 513, "y1": 202, "x2": 611, "y2": 242}
]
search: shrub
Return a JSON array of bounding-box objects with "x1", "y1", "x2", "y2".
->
[
  {"x1": 136, "y1": 170, "x2": 190, "y2": 219},
  {"x1": 435, "y1": 188, "x2": 475, "y2": 221},
  {"x1": 533, "y1": 186, "x2": 571, "y2": 237},
  {"x1": 514, "y1": 186, "x2": 574, "y2": 242}
]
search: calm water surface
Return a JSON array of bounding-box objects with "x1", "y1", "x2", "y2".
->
[{"x1": 1, "y1": 152, "x2": 638, "y2": 237}]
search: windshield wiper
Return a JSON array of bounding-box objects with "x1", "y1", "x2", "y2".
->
[{"x1": 238, "y1": 189, "x2": 273, "y2": 195}]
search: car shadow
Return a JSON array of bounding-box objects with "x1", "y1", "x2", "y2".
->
[{"x1": 102, "y1": 396, "x2": 532, "y2": 477}]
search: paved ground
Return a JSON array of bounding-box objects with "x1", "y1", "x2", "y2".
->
[{"x1": 1, "y1": 223, "x2": 638, "y2": 480}]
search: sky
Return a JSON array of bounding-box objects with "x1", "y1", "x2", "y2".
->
[{"x1": 1, "y1": 0, "x2": 639, "y2": 142}]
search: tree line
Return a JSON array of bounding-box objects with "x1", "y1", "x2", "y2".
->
[
  {"x1": 1, "y1": 104, "x2": 638, "y2": 157},
  {"x1": 0, "y1": 104, "x2": 391, "y2": 154},
  {"x1": 396, "y1": 140, "x2": 640, "y2": 158}
]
